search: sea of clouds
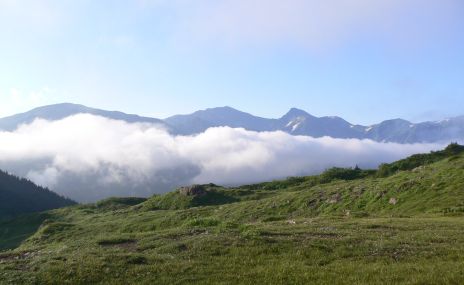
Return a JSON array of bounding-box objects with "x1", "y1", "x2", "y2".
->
[{"x1": 0, "y1": 114, "x2": 443, "y2": 202}]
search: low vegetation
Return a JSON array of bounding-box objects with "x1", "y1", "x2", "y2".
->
[{"x1": 1, "y1": 144, "x2": 464, "y2": 284}]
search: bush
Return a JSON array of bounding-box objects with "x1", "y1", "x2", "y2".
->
[
  {"x1": 319, "y1": 166, "x2": 373, "y2": 183},
  {"x1": 185, "y1": 218, "x2": 221, "y2": 228},
  {"x1": 376, "y1": 143, "x2": 464, "y2": 178}
]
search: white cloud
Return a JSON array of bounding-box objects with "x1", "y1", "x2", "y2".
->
[{"x1": 0, "y1": 114, "x2": 443, "y2": 202}]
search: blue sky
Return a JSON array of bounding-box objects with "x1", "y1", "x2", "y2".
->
[{"x1": 0, "y1": 0, "x2": 463, "y2": 125}]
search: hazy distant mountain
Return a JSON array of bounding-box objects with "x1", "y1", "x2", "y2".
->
[
  {"x1": 0, "y1": 103, "x2": 169, "y2": 132},
  {"x1": 401, "y1": 116, "x2": 464, "y2": 144},
  {"x1": 1, "y1": 103, "x2": 462, "y2": 143},
  {"x1": 0, "y1": 170, "x2": 75, "y2": 218},
  {"x1": 277, "y1": 108, "x2": 366, "y2": 138},
  {"x1": 165, "y1": 107, "x2": 366, "y2": 138},
  {"x1": 165, "y1": 106, "x2": 277, "y2": 134},
  {"x1": 166, "y1": 106, "x2": 463, "y2": 143},
  {"x1": 362, "y1": 117, "x2": 464, "y2": 143}
]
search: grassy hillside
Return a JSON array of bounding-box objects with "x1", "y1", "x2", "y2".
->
[
  {"x1": 1, "y1": 145, "x2": 464, "y2": 284},
  {"x1": 0, "y1": 170, "x2": 76, "y2": 219}
]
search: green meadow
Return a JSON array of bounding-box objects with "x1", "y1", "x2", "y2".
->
[{"x1": 1, "y1": 145, "x2": 464, "y2": 284}]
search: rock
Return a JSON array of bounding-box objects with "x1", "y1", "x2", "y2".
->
[
  {"x1": 389, "y1": 197, "x2": 398, "y2": 205},
  {"x1": 412, "y1": 166, "x2": 424, "y2": 172},
  {"x1": 178, "y1": 185, "x2": 206, "y2": 196},
  {"x1": 353, "y1": 186, "x2": 365, "y2": 197},
  {"x1": 398, "y1": 180, "x2": 417, "y2": 192},
  {"x1": 307, "y1": 199, "x2": 318, "y2": 208},
  {"x1": 287, "y1": 220, "x2": 296, "y2": 225},
  {"x1": 328, "y1": 193, "x2": 342, "y2": 204}
]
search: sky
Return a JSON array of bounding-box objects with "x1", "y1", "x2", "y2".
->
[{"x1": 0, "y1": 0, "x2": 463, "y2": 125}]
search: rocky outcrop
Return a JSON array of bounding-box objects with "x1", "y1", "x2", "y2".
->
[{"x1": 178, "y1": 185, "x2": 206, "y2": 196}]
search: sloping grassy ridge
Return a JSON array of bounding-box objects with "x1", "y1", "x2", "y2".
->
[{"x1": 1, "y1": 145, "x2": 464, "y2": 284}]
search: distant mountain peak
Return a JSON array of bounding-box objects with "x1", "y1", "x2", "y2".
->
[
  {"x1": 378, "y1": 118, "x2": 412, "y2": 126},
  {"x1": 288, "y1": 107, "x2": 309, "y2": 115},
  {"x1": 0, "y1": 103, "x2": 168, "y2": 132},
  {"x1": 206, "y1": 106, "x2": 236, "y2": 111},
  {"x1": 42, "y1": 102, "x2": 85, "y2": 108},
  {"x1": 3, "y1": 102, "x2": 89, "y2": 117},
  {"x1": 281, "y1": 108, "x2": 313, "y2": 120},
  {"x1": 201, "y1": 106, "x2": 243, "y2": 114}
]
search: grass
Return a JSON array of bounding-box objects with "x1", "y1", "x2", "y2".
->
[
  {"x1": 1, "y1": 147, "x2": 464, "y2": 284},
  {"x1": 2, "y1": 215, "x2": 464, "y2": 284},
  {"x1": 0, "y1": 213, "x2": 48, "y2": 251}
]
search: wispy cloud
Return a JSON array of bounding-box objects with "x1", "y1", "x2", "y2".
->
[
  {"x1": 2, "y1": 0, "x2": 461, "y2": 51},
  {"x1": 155, "y1": 0, "x2": 463, "y2": 51},
  {"x1": 0, "y1": 114, "x2": 442, "y2": 202}
]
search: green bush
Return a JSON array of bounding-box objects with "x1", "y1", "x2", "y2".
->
[
  {"x1": 185, "y1": 218, "x2": 221, "y2": 228},
  {"x1": 376, "y1": 143, "x2": 464, "y2": 177}
]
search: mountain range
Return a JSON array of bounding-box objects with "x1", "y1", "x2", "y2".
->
[{"x1": 1, "y1": 103, "x2": 463, "y2": 144}]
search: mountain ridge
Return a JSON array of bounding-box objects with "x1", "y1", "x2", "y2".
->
[
  {"x1": 1, "y1": 103, "x2": 463, "y2": 143},
  {"x1": 0, "y1": 169, "x2": 76, "y2": 219},
  {"x1": 0, "y1": 103, "x2": 170, "y2": 132}
]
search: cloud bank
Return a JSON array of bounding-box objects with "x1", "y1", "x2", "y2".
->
[{"x1": 0, "y1": 114, "x2": 442, "y2": 202}]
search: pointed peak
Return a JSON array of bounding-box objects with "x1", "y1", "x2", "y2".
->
[
  {"x1": 288, "y1": 107, "x2": 307, "y2": 113},
  {"x1": 282, "y1": 108, "x2": 313, "y2": 119}
]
